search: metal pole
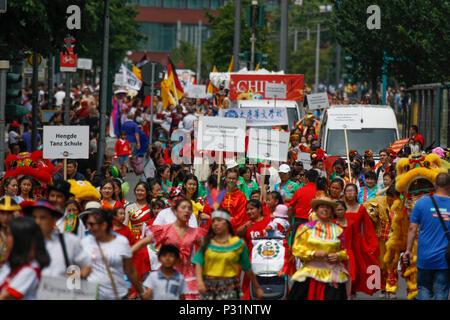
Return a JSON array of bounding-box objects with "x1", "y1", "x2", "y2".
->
[
  {"x1": 31, "y1": 52, "x2": 39, "y2": 151},
  {"x1": 294, "y1": 29, "x2": 298, "y2": 52},
  {"x1": 149, "y1": 62, "x2": 155, "y2": 145},
  {"x1": 0, "y1": 60, "x2": 9, "y2": 174},
  {"x1": 64, "y1": 72, "x2": 71, "y2": 125},
  {"x1": 196, "y1": 20, "x2": 202, "y2": 83},
  {"x1": 232, "y1": 0, "x2": 242, "y2": 72},
  {"x1": 250, "y1": 2, "x2": 257, "y2": 71},
  {"x1": 48, "y1": 54, "x2": 54, "y2": 106},
  {"x1": 335, "y1": 43, "x2": 341, "y2": 89},
  {"x1": 314, "y1": 23, "x2": 320, "y2": 93},
  {"x1": 279, "y1": 0, "x2": 288, "y2": 72},
  {"x1": 96, "y1": 0, "x2": 110, "y2": 172},
  {"x1": 177, "y1": 20, "x2": 182, "y2": 48}
]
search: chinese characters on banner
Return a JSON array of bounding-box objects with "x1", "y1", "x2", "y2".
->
[{"x1": 219, "y1": 107, "x2": 288, "y2": 127}]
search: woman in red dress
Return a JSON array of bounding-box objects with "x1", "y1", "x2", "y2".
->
[
  {"x1": 343, "y1": 183, "x2": 380, "y2": 297},
  {"x1": 333, "y1": 200, "x2": 356, "y2": 292},
  {"x1": 219, "y1": 168, "x2": 249, "y2": 232},
  {"x1": 100, "y1": 179, "x2": 124, "y2": 210}
]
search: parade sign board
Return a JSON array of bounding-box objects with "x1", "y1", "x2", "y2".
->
[
  {"x1": 219, "y1": 107, "x2": 288, "y2": 127},
  {"x1": 327, "y1": 108, "x2": 362, "y2": 130},
  {"x1": 37, "y1": 276, "x2": 98, "y2": 300},
  {"x1": 114, "y1": 64, "x2": 142, "y2": 91},
  {"x1": 197, "y1": 116, "x2": 246, "y2": 153},
  {"x1": 229, "y1": 74, "x2": 304, "y2": 101},
  {"x1": 77, "y1": 58, "x2": 93, "y2": 70},
  {"x1": 265, "y1": 82, "x2": 287, "y2": 99},
  {"x1": 247, "y1": 128, "x2": 290, "y2": 162},
  {"x1": 43, "y1": 126, "x2": 90, "y2": 159},
  {"x1": 307, "y1": 92, "x2": 329, "y2": 110},
  {"x1": 298, "y1": 152, "x2": 312, "y2": 169},
  {"x1": 186, "y1": 84, "x2": 207, "y2": 99}
]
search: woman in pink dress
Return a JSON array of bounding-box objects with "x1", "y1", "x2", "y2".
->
[{"x1": 132, "y1": 198, "x2": 207, "y2": 300}]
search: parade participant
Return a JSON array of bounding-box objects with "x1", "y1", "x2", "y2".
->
[
  {"x1": 266, "y1": 204, "x2": 291, "y2": 239},
  {"x1": 134, "y1": 199, "x2": 208, "y2": 300},
  {"x1": 297, "y1": 113, "x2": 320, "y2": 137},
  {"x1": 358, "y1": 171, "x2": 379, "y2": 203},
  {"x1": 0, "y1": 197, "x2": 22, "y2": 265},
  {"x1": 1, "y1": 177, "x2": 20, "y2": 204},
  {"x1": 21, "y1": 199, "x2": 91, "y2": 279},
  {"x1": 375, "y1": 149, "x2": 392, "y2": 188},
  {"x1": 112, "y1": 178, "x2": 129, "y2": 208},
  {"x1": 376, "y1": 171, "x2": 396, "y2": 196},
  {"x1": 57, "y1": 200, "x2": 86, "y2": 239},
  {"x1": 237, "y1": 200, "x2": 270, "y2": 252},
  {"x1": 80, "y1": 208, "x2": 146, "y2": 300},
  {"x1": 192, "y1": 209, "x2": 264, "y2": 300},
  {"x1": 0, "y1": 217, "x2": 50, "y2": 300},
  {"x1": 142, "y1": 244, "x2": 188, "y2": 300},
  {"x1": 329, "y1": 178, "x2": 344, "y2": 201},
  {"x1": 365, "y1": 184, "x2": 400, "y2": 299},
  {"x1": 333, "y1": 200, "x2": 356, "y2": 291},
  {"x1": 288, "y1": 197, "x2": 349, "y2": 300},
  {"x1": 343, "y1": 183, "x2": 380, "y2": 297},
  {"x1": 238, "y1": 166, "x2": 258, "y2": 200},
  {"x1": 111, "y1": 207, "x2": 134, "y2": 246},
  {"x1": 182, "y1": 174, "x2": 211, "y2": 226},
  {"x1": 328, "y1": 158, "x2": 346, "y2": 182},
  {"x1": 125, "y1": 182, "x2": 151, "y2": 241},
  {"x1": 409, "y1": 125, "x2": 424, "y2": 149},
  {"x1": 273, "y1": 164, "x2": 300, "y2": 203},
  {"x1": 67, "y1": 179, "x2": 101, "y2": 212},
  {"x1": 289, "y1": 169, "x2": 319, "y2": 239},
  {"x1": 114, "y1": 131, "x2": 132, "y2": 179},
  {"x1": 315, "y1": 177, "x2": 329, "y2": 199},
  {"x1": 100, "y1": 179, "x2": 124, "y2": 210},
  {"x1": 156, "y1": 165, "x2": 172, "y2": 195},
  {"x1": 219, "y1": 168, "x2": 249, "y2": 232},
  {"x1": 364, "y1": 150, "x2": 374, "y2": 164},
  {"x1": 404, "y1": 172, "x2": 450, "y2": 300},
  {"x1": 266, "y1": 191, "x2": 284, "y2": 218},
  {"x1": 17, "y1": 176, "x2": 35, "y2": 203},
  {"x1": 147, "y1": 198, "x2": 165, "y2": 226},
  {"x1": 311, "y1": 149, "x2": 327, "y2": 179}
]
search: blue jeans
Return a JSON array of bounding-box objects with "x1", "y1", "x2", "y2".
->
[{"x1": 417, "y1": 268, "x2": 450, "y2": 300}]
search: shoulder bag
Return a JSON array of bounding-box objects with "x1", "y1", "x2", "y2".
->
[
  {"x1": 96, "y1": 239, "x2": 120, "y2": 300},
  {"x1": 430, "y1": 196, "x2": 450, "y2": 266}
]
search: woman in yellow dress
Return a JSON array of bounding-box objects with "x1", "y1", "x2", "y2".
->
[{"x1": 288, "y1": 197, "x2": 350, "y2": 300}]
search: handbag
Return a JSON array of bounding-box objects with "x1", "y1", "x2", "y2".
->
[
  {"x1": 430, "y1": 196, "x2": 450, "y2": 266},
  {"x1": 96, "y1": 240, "x2": 120, "y2": 300}
]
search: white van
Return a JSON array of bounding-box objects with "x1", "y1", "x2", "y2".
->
[{"x1": 319, "y1": 104, "x2": 399, "y2": 159}]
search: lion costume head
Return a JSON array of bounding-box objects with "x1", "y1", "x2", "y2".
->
[{"x1": 4, "y1": 151, "x2": 54, "y2": 185}]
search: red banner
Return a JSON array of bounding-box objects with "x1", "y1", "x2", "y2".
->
[{"x1": 229, "y1": 74, "x2": 304, "y2": 101}]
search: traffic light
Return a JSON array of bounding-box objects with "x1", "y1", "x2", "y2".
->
[
  {"x1": 255, "y1": 52, "x2": 269, "y2": 66},
  {"x1": 6, "y1": 72, "x2": 28, "y2": 121},
  {"x1": 239, "y1": 51, "x2": 250, "y2": 62},
  {"x1": 245, "y1": 4, "x2": 265, "y2": 29}
]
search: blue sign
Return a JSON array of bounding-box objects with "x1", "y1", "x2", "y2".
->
[{"x1": 220, "y1": 107, "x2": 288, "y2": 127}]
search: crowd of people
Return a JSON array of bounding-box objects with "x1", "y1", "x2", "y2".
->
[{"x1": 0, "y1": 79, "x2": 449, "y2": 301}]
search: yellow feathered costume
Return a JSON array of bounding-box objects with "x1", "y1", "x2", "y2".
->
[{"x1": 384, "y1": 153, "x2": 448, "y2": 299}]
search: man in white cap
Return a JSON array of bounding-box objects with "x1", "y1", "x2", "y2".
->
[{"x1": 273, "y1": 164, "x2": 300, "y2": 202}]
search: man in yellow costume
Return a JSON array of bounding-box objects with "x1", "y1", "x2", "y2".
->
[
  {"x1": 383, "y1": 153, "x2": 448, "y2": 299},
  {"x1": 297, "y1": 113, "x2": 320, "y2": 137}
]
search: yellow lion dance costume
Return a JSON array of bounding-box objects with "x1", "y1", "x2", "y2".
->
[{"x1": 384, "y1": 153, "x2": 448, "y2": 299}]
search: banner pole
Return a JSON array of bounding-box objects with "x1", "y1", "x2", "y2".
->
[
  {"x1": 217, "y1": 150, "x2": 223, "y2": 191},
  {"x1": 63, "y1": 158, "x2": 67, "y2": 181},
  {"x1": 343, "y1": 125, "x2": 352, "y2": 181}
]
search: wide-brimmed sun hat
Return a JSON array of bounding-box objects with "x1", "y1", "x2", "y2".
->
[{"x1": 310, "y1": 197, "x2": 337, "y2": 212}]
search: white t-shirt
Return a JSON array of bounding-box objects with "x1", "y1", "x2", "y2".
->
[
  {"x1": 54, "y1": 91, "x2": 66, "y2": 107},
  {"x1": 0, "y1": 260, "x2": 41, "y2": 300},
  {"x1": 8, "y1": 131, "x2": 20, "y2": 144},
  {"x1": 42, "y1": 231, "x2": 91, "y2": 277},
  {"x1": 152, "y1": 207, "x2": 198, "y2": 228},
  {"x1": 178, "y1": 113, "x2": 197, "y2": 132},
  {"x1": 81, "y1": 234, "x2": 132, "y2": 300}
]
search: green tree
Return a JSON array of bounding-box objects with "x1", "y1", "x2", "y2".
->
[
  {"x1": 330, "y1": 0, "x2": 449, "y2": 100},
  {"x1": 77, "y1": 0, "x2": 146, "y2": 71},
  {"x1": 204, "y1": 0, "x2": 276, "y2": 72},
  {"x1": 289, "y1": 40, "x2": 330, "y2": 86}
]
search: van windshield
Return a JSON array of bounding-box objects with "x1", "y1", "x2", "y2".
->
[{"x1": 326, "y1": 129, "x2": 397, "y2": 157}]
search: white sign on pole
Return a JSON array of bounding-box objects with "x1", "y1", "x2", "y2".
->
[
  {"x1": 114, "y1": 64, "x2": 142, "y2": 90},
  {"x1": 327, "y1": 108, "x2": 362, "y2": 130},
  {"x1": 298, "y1": 152, "x2": 312, "y2": 169},
  {"x1": 43, "y1": 126, "x2": 90, "y2": 159},
  {"x1": 307, "y1": 92, "x2": 329, "y2": 110},
  {"x1": 77, "y1": 58, "x2": 93, "y2": 70},
  {"x1": 36, "y1": 276, "x2": 98, "y2": 300},
  {"x1": 186, "y1": 84, "x2": 207, "y2": 99},
  {"x1": 247, "y1": 128, "x2": 290, "y2": 162},
  {"x1": 197, "y1": 116, "x2": 246, "y2": 153},
  {"x1": 265, "y1": 82, "x2": 287, "y2": 99},
  {"x1": 219, "y1": 107, "x2": 288, "y2": 127}
]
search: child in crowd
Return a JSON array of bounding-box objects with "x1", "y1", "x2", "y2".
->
[
  {"x1": 111, "y1": 207, "x2": 134, "y2": 245},
  {"x1": 358, "y1": 171, "x2": 379, "y2": 203},
  {"x1": 114, "y1": 131, "x2": 132, "y2": 178},
  {"x1": 266, "y1": 204, "x2": 291, "y2": 239},
  {"x1": 142, "y1": 244, "x2": 187, "y2": 300}
]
